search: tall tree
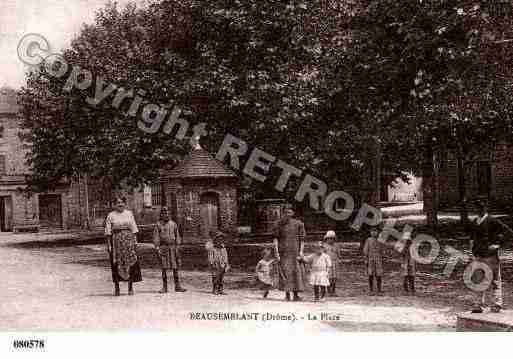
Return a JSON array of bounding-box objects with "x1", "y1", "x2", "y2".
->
[{"x1": 333, "y1": 0, "x2": 513, "y2": 228}]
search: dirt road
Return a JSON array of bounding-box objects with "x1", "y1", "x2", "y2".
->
[{"x1": 0, "y1": 238, "x2": 460, "y2": 331}]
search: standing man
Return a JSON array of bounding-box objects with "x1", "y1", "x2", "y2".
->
[
  {"x1": 470, "y1": 201, "x2": 513, "y2": 313},
  {"x1": 273, "y1": 203, "x2": 306, "y2": 301},
  {"x1": 153, "y1": 206, "x2": 187, "y2": 293}
]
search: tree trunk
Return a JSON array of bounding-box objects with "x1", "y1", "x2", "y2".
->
[
  {"x1": 456, "y1": 151, "x2": 469, "y2": 229},
  {"x1": 422, "y1": 137, "x2": 438, "y2": 231}
]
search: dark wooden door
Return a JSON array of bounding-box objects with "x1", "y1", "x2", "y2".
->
[
  {"x1": 200, "y1": 193, "x2": 219, "y2": 238},
  {"x1": 39, "y1": 194, "x2": 62, "y2": 229}
]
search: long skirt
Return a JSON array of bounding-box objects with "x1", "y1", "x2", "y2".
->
[
  {"x1": 110, "y1": 230, "x2": 142, "y2": 283},
  {"x1": 278, "y1": 256, "x2": 305, "y2": 292}
]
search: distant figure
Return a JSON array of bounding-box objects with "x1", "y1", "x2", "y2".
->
[
  {"x1": 363, "y1": 228, "x2": 384, "y2": 295},
  {"x1": 207, "y1": 231, "x2": 230, "y2": 295},
  {"x1": 401, "y1": 235, "x2": 416, "y2": 294},
  {"x1": 104, "y1": 196, "x2": 142, "y2": 296},
  {"x1": 273, "y1": 203, "x2": 306, "y2": 301},
  {"x1": 323, "y1": 230, "x2": 342, "y2": 296},
  {"x1": 153, "y1": 206, "x2": 187, "y2": 294},
  {"x1": 255, "y1": 247, "x2": 277, "y2": 299},
  {"x1": 470, "y1": 202, "x2": 513, "y2": 313},
  {"x1": 299, "y1": 241, "x2": 332, "y2": 302}
]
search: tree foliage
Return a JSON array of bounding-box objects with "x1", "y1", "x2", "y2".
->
[{"x1": 18, "y1": 0, "x2": 513, "y2": 203}]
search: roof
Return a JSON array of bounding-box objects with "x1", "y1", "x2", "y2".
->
[
  {"x1": 0, "y1": 87, "x2": 19, "y2": 114},
  {"x1": 165, "y1": 144, "x2": 238, "y2": 179}
]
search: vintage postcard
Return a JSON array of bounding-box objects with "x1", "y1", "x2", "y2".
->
[{"x1": 1, "y1": 0, "x2": 513, "y2": 356}]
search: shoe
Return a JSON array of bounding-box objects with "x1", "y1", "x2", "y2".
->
[
  {"x1": 471, "y1": 307, "x2": 484, "y2": 314},
  {"x1": 114, "y1": 289, "x2": 120, "y2": 297},
  {"x1": 128, "y1": 289, "x2": 134, "y2": 296},
  {"x1": 218, "y1": 291, "x2": 227, "y2": 295},
  {"x1": 175, "y1": 287, "x2": 187, "y2": 292},
  {"x1": 293, "y1": 296, "x2": 303, "y2": 302},
  {"x1": 263, "y1": 291, "x2": 269, "y2": 299}
]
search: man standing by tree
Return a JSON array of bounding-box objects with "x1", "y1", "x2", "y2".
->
[{"x1": 470, "y1": 202, "x2": 513, "y2": 313}]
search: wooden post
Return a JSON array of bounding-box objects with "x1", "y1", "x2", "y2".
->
[{"x1": 83, "y1": 174, "x2": 90, "y2": 230}]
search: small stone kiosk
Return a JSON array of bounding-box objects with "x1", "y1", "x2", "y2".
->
[{"x1": 162, "y1": 143, "x2": 239, "y2": 244}]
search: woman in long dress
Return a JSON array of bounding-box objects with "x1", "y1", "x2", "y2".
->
[
  {"x1": 104, "y1": 196, "x2": 142, "y2": 296},
  {"x1": 273, "y1": 204, "x2": 306, "y2": 301}
]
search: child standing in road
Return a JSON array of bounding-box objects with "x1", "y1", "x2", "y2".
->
[
  {"x1": 363, "y1": 228, "x2": 384, "y2": 294},
  {"x1": 323, "y1": 230, "x2": 341, "y2": 296},
  {"x1": 255, "y1": 247, "x2": 277, "y2": 298},
  {"x1": 206, "y1": 231, "x2": 230, "y2": 295},
  {"x1": 401, "y1": 234, "x2": 416, "y2": 294},
  {"x1": 300, "y1": 242, "x2": 332, "y2": 301}
]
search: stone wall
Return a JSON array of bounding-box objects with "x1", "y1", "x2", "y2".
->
[{"x1": 165, "y1": 178, "x2": 238, "y2": 243}]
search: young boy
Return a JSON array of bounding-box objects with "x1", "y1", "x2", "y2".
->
[
  {"x1": 153, "y1": 206, "x2": 186, "y2": 293},
  {"x1": 363, "y1": 228, "x2": 384, "y2": 294},
  {"x1": 207, "y1": 231, "x2": 230, "y2": 295},
  {"x1": 401, "y1": 236, "x2": 416, "y2": 294}
]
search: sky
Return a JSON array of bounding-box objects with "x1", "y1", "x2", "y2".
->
[{"x1": 0, "y1": 0, "x2": 147, "y2": 89}]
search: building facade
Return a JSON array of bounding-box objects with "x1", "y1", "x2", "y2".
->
[
  {"x1": 0, "y1": 87, "x2": 76, "y2": 231},
  {"x1": 437, "y1": 142, "x2": 513, "y2": 209}
]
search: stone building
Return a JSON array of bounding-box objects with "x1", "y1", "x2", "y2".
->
[
  {"x1": 161, "y1": 143, "x2": 239, "y2": 243},
  {"x1": 436, "y1": 142, "x2": 513, "y2": 209},
  {"x1": 0, "y1": 87, "x2": 74, "y2": 231}
]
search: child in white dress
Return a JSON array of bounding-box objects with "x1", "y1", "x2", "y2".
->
[
  {"x1": 299, "y1": 242, "x2": 332, "y2": 301},
  {"x1": 323, "y1": 230, "x2": 342, "y2": 296},
  {"x1": 255, "y1": 247, "x2": 277, "y2": 298}
]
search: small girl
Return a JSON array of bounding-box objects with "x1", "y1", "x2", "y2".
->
[
  {"x1": 255, "y1": 247, "x2": 277, "y2": 298},
  {"x1": 323, "y1": 230, "x2": 341, "y2": 296},
  {"x1": 206, "y1": 231, "x2": 230, "y2": 295},
  {"x1": 300, "y1": 242, "x2": 332, "y2": 301},
  {"x1": 401, "y1": 235, "x2": 416, "y2": 294},
  {"x1": 363, "y1": 228, "x2": 384, "y2": 294}
]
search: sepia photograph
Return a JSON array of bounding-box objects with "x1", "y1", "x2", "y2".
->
[{"x1": 1, "y1": 0, "x2": 513, "y2": 356}]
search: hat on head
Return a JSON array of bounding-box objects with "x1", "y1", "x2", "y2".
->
[{"x1": 324, "y1": 230, "x2": 336, "y2": 239}]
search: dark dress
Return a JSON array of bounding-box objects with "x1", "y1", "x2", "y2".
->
[{"x1": 273, "y1": 218, "x2": 306, "y2": 292}]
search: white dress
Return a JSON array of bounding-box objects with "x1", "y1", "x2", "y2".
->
[
  {"x1": 304, "y1": 253, "x2": 332, "y2": 286},
  {"x1": 256, "y1": 259, "x2": 275, "y2": 285}
]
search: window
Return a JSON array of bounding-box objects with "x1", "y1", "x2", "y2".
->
[
  {"x1": 151, "y1": 183, "x2": 163, "y2": 206},
  {"x1": 0, "y1": 155, "x2": 6, "y2": 174}
]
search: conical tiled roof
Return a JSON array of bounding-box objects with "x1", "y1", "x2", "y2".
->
[{"x1": 165, "y1": 144, "x2": 238, "y2": 179}]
